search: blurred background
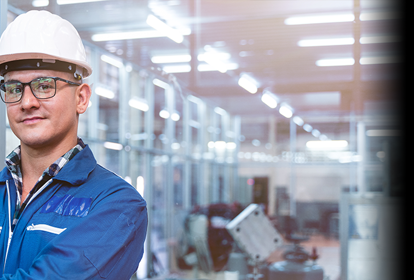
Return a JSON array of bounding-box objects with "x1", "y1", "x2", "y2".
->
[{"x1": 0, "y1": 0, "x2": 405, "y2": 279}]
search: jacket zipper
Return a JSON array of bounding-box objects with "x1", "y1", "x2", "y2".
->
[
  {"x1": 4, "y1": 180, "x2": 12, "y2": 273},
  {"x1": 3, "y1": 178, "x2": 54, "y2": 272}
]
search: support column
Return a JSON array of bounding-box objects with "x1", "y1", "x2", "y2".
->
[{"x1": 0, "y1": 0, "x2": 8, "y2": 169}]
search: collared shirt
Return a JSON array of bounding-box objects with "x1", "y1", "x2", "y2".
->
[{"x1": 4, "y1": 138, "x2": 86, "y2": 231}]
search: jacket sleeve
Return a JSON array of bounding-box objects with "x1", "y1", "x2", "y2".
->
[{"x1": 1, "y1": 186, "x2": 148, "y2": 280}]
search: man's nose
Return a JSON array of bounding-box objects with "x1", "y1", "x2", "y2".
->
[{"x1": 20, "y1": 85, "x2": 40, "y2": 109}]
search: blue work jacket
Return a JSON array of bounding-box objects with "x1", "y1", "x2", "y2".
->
[{"x1": 0, "y1": 145, "x2": 148, "y2": 279}]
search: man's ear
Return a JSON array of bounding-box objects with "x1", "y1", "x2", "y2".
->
[{"x1": 76, "y1": 83, "x2": 92, "y2": 115}]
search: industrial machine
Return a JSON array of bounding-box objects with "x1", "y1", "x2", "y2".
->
[{"x1": 226, "y1": 204, "x2": 324, "y2": 280}]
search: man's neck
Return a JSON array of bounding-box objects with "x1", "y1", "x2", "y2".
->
[{"x1": 19, "y1": 138, "x2": 77, "y2": 197}]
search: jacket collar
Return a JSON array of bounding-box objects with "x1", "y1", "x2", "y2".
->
[{"x1": 0, "y1": 145, "x2": 96, "y2": 185}]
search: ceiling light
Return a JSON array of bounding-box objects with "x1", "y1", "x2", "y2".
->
[
  {"x1": 100, "y1": 54, "x2": 123, "y2": 68},
  {"x1": 306, "y1": 140, "x2": 348, "y2": 150},
  {"x1": 129, "y1": 98, "x2": 149, "y2": 112},
  {"x1": 57, "y1": 0, "x2": 107, "y2": 4},
  {"x1": 103, "y1": 141, "x2": 123, "y2": 150},
  {"x1": 366, "y1": 129, "x2": 400, "y2": 137},
  {"x1": 360, "y1": 35, "x2": 399, "y2": 44},
  {"x1": 92, "y1": 30, "x2": 189, "y2": 41},
  {"x1": 316, "y1": 58, "x2": 355, "y2": 67},
  {"x1": 303, "y1": 124, "x2": 313, "y2": 132},
  {"x1": 319, "y1": 134, "x2": 329, "y2": 141},
  {"x1": 285, "y1": 13, "x2": 354, "y2": 25},
  {"x1": 279, "y1": 103, "x2": 294, "y2": 118},
  {"x1": 312, "y1": 129, "x2": 321, "y2": 137},
  {"x1": 153, "y1": 78, "x2": 170, "y2": 89},
  {"x1": 198, "y1": 63, "x2": 238, "y2": 72},
  {"x1": 159, "y1": 109, "x2": 170, "y2": 119},
  {"x1": 238, "y1": 74, "x2": 258, "y2": 94},
  {"x1": 360, "y1": 56, "x2": 399, "y2": 65},
  {"x1": 298, "y1": 38, "x2": 354, "y2": 47},
  {"x1": 151, "y1": 54, "x2": 191, "y2": 64},
  {"x1": 32, "y1": 0, "x2": 49, "y2": 7},
  {"x1": 261, "y1": 90, "x2": 278, "y2": 109},
  {"x1": 360, "y1": 11, "x2": 399, "y2": 21},
  {"x1": 293, "y1": 116, "x2": 304, "y2": 126},
  {"x1": 171, "y1": 112, "x2": 180, "y2": 121},
  {"x1": 162, "y1": 65, "x2": 191, "y2": 73},
  {"x1": 95, "y1": 86, "x2": 115, "y2": 99},
  {"x1": 198, "y1": 52, "x2": 231, "y2": 61},
  {"x1": 146, "y1": 14, "x2": 183, "y2": 43}
]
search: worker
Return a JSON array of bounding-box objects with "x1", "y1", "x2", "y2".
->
[{"x1": 0, "y1": 10, "x2": 148, "y2": 279}]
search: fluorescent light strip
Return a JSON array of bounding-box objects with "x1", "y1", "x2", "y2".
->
[
  {"x1": 162, "y1": 65, "x2": 191, "y2": 73},
  {"x1": 298, "y1": 38, "x2": 354, "y2": 47},
  {"x1": 57, "y1": 0, "x2": 107, "y2": 4},
  {"x1": 306, "y1": 140, "x2": 348, "y2": 150},
  {"x1": 316, "y1": 58, "x2": 355, "y2": 67},
  {"x1": 103, "y1": 141, "x2": 123, "y2": 150},
  {"x1": 198, "y1": 63, "x2": 238, "y2": 72},
  {"x1": 299, "y1": 36, "x2": 398, "y2": 47},
  {"x1": 129, "y1": 98, "x2": 149, "y2": 112},
  {"x1": 146, "y1": 14, "x2": 183, "y2": 43},
  {"x1": 32, "y1": 0, "x2": 49, "y2": 7},
  {"x1": 293, "y1": 116, "x2": 304, "y2": 126},
  {"x1": 100, "y1": 54, "x2": 123, "y2": 68},
  {"x1": 153, "y1": 78, "x2": 170, "y2": 89},
  {"x1": 279, "y1": 103, "x2": 293, "y2": 118},
  {"x1": 286, "y1": 11, "x2": 398, "y2": 25},
  {"x1": 95, "y1": 86, "x2": 115, "y2": 99},
  {"x1": 360, "y1": 56, "x2": 399, "y2": 65},
  {"x1": 285, "y1": 13, "x2": 354, "y2": 25},
  {"x1": 238, "y1": 74, "x2": 258, "y2": 94},
  {"x1": 151, "y1": 54, "x2": 191, "y2": 63},
  {"x1": 261, "y1": 91, "x2": 278, "y2": 109}
]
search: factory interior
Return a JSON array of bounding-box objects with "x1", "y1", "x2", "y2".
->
[{"x1": 0, "y1": 0, "x2": 405, "y2": 280}]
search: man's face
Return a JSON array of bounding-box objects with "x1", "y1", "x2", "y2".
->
[{"x1": 5, "y1": 69, "x2": 81, "y2": 150}]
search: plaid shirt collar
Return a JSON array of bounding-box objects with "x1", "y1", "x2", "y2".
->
[{"x1": 5, "y1": 138, "x2": 86, "y2": 196}]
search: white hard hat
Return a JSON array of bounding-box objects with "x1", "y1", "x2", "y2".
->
[{"x1": 0, "y1": 10, "x2": 92, "y2": 79}]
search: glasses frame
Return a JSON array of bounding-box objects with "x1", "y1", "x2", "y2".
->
[{"x1": 0, "y1": 76, "x2": 82, "y2": 104}]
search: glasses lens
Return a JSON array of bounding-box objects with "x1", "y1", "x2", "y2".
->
[
  {"x1": 31, "y1": 77, "x2": 56, "y2": 99},
  {"x1": 1, "y1": 82, "x2": 23, "y2": 103}
]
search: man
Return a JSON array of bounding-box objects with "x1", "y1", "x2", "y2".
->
[{"x1": 0, "y1": 10, "x2": 148, "y2": 279}]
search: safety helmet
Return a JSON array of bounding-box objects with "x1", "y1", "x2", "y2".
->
[{"x1": 0, "y1": 10, "x2": 92, "y2": 79}]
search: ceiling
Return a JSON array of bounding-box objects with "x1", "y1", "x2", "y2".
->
[{"x1": 7, "y1": 0, "x2": 402, "y2": 146}]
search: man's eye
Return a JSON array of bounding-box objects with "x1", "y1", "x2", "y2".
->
[{"x1": 8, "y1": 87, "x2": 22, "y2": 94}]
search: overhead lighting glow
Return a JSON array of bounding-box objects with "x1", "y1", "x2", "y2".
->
[
  {"x1": 261, "y1": 90, "x2": 278, "y2": 109},
  {"x1": 319, "y1": 134, "x2": 329, "y2": 141},
  {"x1": 360, "y1": 11, "x2": 399, "y2": 21},
  {"x1": 316, "y1": 58, "x2": 355, "y2": 67},
  {"x1": 146, "y1": 14, "x2": 184, "y2": 43},
  {"x1": 57, "y1": 0, "x2": 107, "y2": 4},
  {"x1": 100, "y1": 54, "x2": 123, "y2": 68},
  {"x1": 153, "y1": 78, "x2": 170, "y2": 89},
  {"x1": 162, "y1": 64, "x2": 191, "y2": 73},
  {"x1": 151, "y1": 54, "x2": 191, "y2": 64},
  {"x1": 303, "y1": 124, "x2": 313, "y2": 132},
  {"x1": 298, "y1": 38, "x2": 354, "y2": 47},
  {"x1": 360, "y1": 35, "x2": 399, "y2": 44},
  {"x1": 95, "y1": 86, "x2": 115, "y2": 99},
  {"x1": 92, "y1": 29, "x2": 189, "y2": 42},
  {"x1": 286, "y1": 11, "x2": 398, "y2": 26},
  {"x1": 279, "y1": 103, "x2": 293, "y2": 118},
  {"x1": 293, "y1": 116, "x2": 304, "y2": 126},
  {"x1": 306, "y1": 140, "x2": 348, "y2": 150},
  {"x1": 312, "y1": 129, "x2": 321, "y2": 137},
  {"x1": 129, "y1": 98, "x2": 149, "y2": 112},
  {"x1": 238, "y1": 74, "x2": 258, "y2": 94},
  {"x1": 360, "y1": 56, "x2": 399, "y2": 65},
  {"x1": 171, "y1": 112, "x2": 180, "y2": 121},
  {"x1": 32, "y1": 0, "x2": 49, "y2": 7},
  {"x1": 198, "y1": 51, "x2": 231, "y2": 73},
  {"x1": 366, "y1": 129, "x2": 401, "y2": 137},
  {"x1": 159, "y1": 109, "x2": 170, "y2": 119},
  {"x1": 198, "y1": 63, "x2": 238, "y2": 72},
  {"x1": 103, "y1": 141, "x2": 123, "y2": 150},
  {"x1": 285, "y1": 13, "x2": 354, "y2": 25}
]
